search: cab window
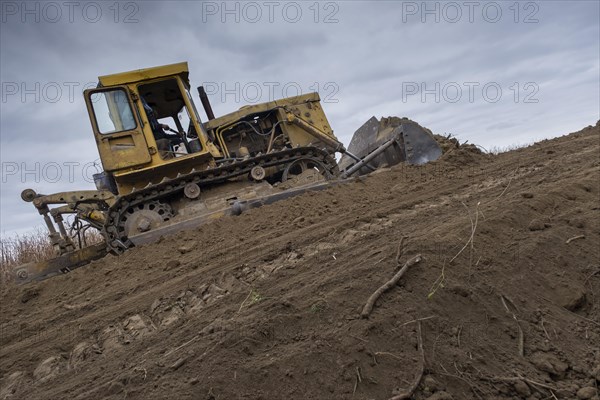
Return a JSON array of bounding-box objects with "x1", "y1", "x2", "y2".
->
[{"x1": 90, "y1": 89, "x2": 136, "y2": 134}]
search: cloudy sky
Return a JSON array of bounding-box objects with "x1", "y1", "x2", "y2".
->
[{"x1": 0, "y1": 0, "x2": 598, "y2": 236}]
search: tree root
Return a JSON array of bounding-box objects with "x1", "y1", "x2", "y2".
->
[
  {"x1": 361, "y1": 253, "x2": 422, "y2": 318},
  {"x1": 388, "y1": 321, "x2": 425, "y2": 400}
]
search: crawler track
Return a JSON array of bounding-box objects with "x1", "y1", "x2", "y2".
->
[{"x1": 103, "y1": 147, "x2": 339, "y2": 253}]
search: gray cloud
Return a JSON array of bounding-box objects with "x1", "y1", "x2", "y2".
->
[{"x1": 1, "y1": 0, "x2": 598, "y2": 236}]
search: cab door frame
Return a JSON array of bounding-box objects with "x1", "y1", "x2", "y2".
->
[{"x1": 85, "y1": 86, "x2": 151, "y2": 172}]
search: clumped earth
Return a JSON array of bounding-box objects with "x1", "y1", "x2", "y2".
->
[{"x1": 1, "y1": 122, "x2": 599, "y2": 400}]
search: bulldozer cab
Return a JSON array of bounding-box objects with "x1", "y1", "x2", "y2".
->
[
  {"x1": 85, "y1": 62, "x2": 220, "y2": 194},
  {"x1": 86, "y1": 64, "x2": 210, "y2": 164}
]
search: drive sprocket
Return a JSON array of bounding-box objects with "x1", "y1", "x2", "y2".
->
[{"x1": 118, "y1": 201, "x2": 173, "y2": 238}]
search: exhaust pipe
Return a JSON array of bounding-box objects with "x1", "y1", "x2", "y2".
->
[{"x1": 197, "y1": 86, "x2": 215, "y2": 121}]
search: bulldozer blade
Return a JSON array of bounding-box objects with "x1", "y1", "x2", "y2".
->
[
  {"x1": 339, "y1": 117, "x2": 442, "y2": 174},
  {"x1": 12, "y1": 243, "x2": 107, "y2": 285}
]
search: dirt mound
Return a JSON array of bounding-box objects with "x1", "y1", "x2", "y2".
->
[
  {"x1": 1, "y1": 123, "x2": 599, "y2": 400},
  {"x1": 432, "y1": 134, "x2": 487, "y2": 167}
]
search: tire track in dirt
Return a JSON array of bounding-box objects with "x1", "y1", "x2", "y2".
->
[{"x1": 1, "y1": 123, "x2": 598, "y2": 400}]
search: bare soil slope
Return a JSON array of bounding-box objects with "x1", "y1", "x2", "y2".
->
[{"x1": 1, "y1": 122, "x2": 599, "y2": 400}]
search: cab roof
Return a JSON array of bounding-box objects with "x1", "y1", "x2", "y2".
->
[{"x1": 98, "y1": 62, "x2": 189, "y2": 87}]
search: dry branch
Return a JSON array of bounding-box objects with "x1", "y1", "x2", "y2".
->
[
  {"x1": 434, "y1": 372, "x2": 485, "y2": 400},
  {"x1": 395, "y1": 236, "x2": 407, "y2": 266},
  {"x1": 565, "y1": 235, "x2": 585, "y2": 244},
  {"x1": 450, "y1": 202, "x2": 480, "y2": 264},
  {"x1": 361, "y1": 254, "x2": 422, "y2": 318},
  {"x1": 501, "y1": 295, "x2": 524, "y2": 357},
  {"x1": 238, "y1": 289, "x2": 253, "y2": 313},
  {"x1": 438, "y1": 369, "x2": 556, "y2": 399},
  {"x1": 538, "y1": 295, "x2": 600, "y2": 327},
  {"x1": 484, "y1": 167, "x2": 519, "y2": 206},
  {"x1": 349, "y1": 334, "x2": 369, "y2": 343},
  {"x1": 163, "y1": 335, "x2": 199, "y2": 358},
  {"x1": 584, "y1": 269, "x2": 600, "y2": 285},
  {"x1": 483, "y1": 375, "x2": 557, "y2": 392},
  {"x1": 375, "y1": 351, "x2": 403, "y2": 361},
  {"x1": 400, "y1": 315, "x2": 436, "y2": 326},
  {"x1": 388, "y1": 321, "x2": 425, "y2": 400},
  {"x1": 540, "y1": 317, "x2": 551, "y2": 340}
]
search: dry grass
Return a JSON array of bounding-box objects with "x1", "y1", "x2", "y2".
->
[
  {"x1": 0, "y1": 228, "x2": 103, "y2": 281},
  {"x1": 487, "y1": 142, "x2": 532, "y2": 155}
]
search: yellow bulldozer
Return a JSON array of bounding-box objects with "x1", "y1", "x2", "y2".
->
[{"x1": 13, "y1": 62, "x2": 442, "y2": 284}]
